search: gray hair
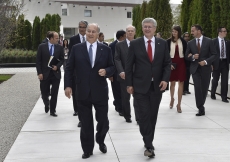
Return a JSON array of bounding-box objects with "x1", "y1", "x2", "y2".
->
[
  {"x1": 126, "y1": 25, "x2": 136, "y2": 32},
  {"x1": 87, "y1": 23, "x2": 100, "y2": 33},
  {"x1": 142, "y1": 18, "x2": 157, "y2": 27},
  {"x1": 79, "y1": 20, "x2": 88, "y2": 27}
]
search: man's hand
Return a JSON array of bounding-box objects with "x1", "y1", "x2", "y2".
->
[
  {"x1": 171, "y1": 65, "x2": 175, "y2": 70},
  {"x1": 109, "y1": 77, "x2": 113, "y2": 82},
  {"x1": 98, "y1": 69, "x2": 106, "y2": 76},
  {"x1": 188, "y1": 53, "x2": 192, "y2": 58},
  {"x1": 52, "y1": 65, "x2": 57, "y2": 71},
  {"x1": 38, "y1": 74, "x2": 43, "y2": 80},
  {"x1": 119, "y1": 72, "x2": 125, "y2": 80},
  {"x1": 159, "y1": 81, "x2": 167, "y2": 91},
  {"x1": 65, "y1": 87, "x2": 72, "y2": 99},
  {"x1": 198, "y1": 61, "x2": 206, "y2": 66},
  {"x1": 127, "y1": 86, "x2": 134, "y2": 94},
  {"x1": 193, "y1": 54, "x2": 199, "y2": 59}
]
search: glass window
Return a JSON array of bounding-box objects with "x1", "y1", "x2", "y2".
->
[
  {"x1": 127, "y1": 12, "x2": 131, "y2": 18},
  {"x1": 84, "y1": 10, "x2": 92, "y2": 17},
  {"x1": 62, "y1": 9, "x2": 67, "y2": 16}
]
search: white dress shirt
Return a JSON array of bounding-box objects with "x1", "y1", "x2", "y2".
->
[
  {"x1": 218, "y1": 36, "x2": 226, "y2": 59},
  {"x1": 144, "y1": 36, "x2": 155, "y2": 60},
  {"x1": 196, "y1": 35, "x2": 203, "y2": 47},
  {"x1": 86, "y1": 41, "x2": 97, "y2": 67},
  {"x1": 126, "y1": 39, "x2": 130, "y2": 47},
  {"x1": 79, "y1": 34, "x2": 86, "y2": 43}
]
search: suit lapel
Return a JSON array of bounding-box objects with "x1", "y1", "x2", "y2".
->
[
  {"x1": 153, "y1": 37, "x2": 160, "y2": 64},
  {"x1": 200, "y1": 37, "x2": 207, "y2": 53},
  {"x1": 45, "y1": 43, "x2": 51, "y2": 58},
  {"x1": 123, "y1": 40, "x2": 128, "y2": 55},
  {"x1": 95, "y1": 43, "x2": 103, "y2": 65},
  {"x1": 192, "y1": 39, "x2": 198, "y2": 53},
  {"x1": 139, "y1": 37, "x2": 150, "y2": 63}
]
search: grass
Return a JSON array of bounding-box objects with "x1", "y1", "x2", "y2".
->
[{"x1": 0, "y1": 74, "x2": 13, "y2": 83}]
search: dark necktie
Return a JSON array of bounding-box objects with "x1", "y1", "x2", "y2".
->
[
  {"x1": 221, "y1": 39, "x2": 224, "y2": 58},
  {"x1": 197, "y1": 39, "x2": 200, "y2": 53},
  {"x1": 49, "y1": 45, "x2": 53, "y2": 56},
  {"x1": 82, "y1": 37, "x2": 85, "y2": 42},
  {"x1": 89, "y1": 44, "x2": 93, "y2": 66},
  {"x1": 147, "y1": 40, "x2": 152, "y2": 62}
]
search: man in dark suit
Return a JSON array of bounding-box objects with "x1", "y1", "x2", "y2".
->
[
  {"x1": 68, "y1": 20, "x2": 88, "y2": 127},
  {"x1": 211, "y1": 27, "x2": 229, "y2": 103},
  {"x1": 98, "y1": 32, "x2": 108, "y2": 46},
  {"x1": 64, "y1": 23, "x2": 115, "y2": 159},
  {"x1": 114, "y1": 25, "x2": 139, "y2": 123},
  {"x1": 109, "y1": 30, "x2": 126, "y2": 116},
  {"x1": 185, "y1": 24, "x2": 217, "y2": 116},
  {"x1": 125, "y1": 18, "x2": 171, "y2": 158},
  {"x1": 182, "y1": 32, "x2": 191, "y2": 95},
  {"x1": 41, "y1": 31, "x2": 51, "y2": 43},
  {"x1": 36, "y1": 31, "x2": 64, "y2": 117}
]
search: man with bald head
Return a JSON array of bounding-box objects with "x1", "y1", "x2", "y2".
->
[
  {"x1": 114, "y1": 25, "x2": 139, "y2": 124},
  {"x1": 64, "y1": 23, "x2": 115, "y2": 159}
]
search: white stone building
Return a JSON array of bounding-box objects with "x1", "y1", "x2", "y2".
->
[{"x1": 22, "y1": 0, "x2": 145, "y2": 40}]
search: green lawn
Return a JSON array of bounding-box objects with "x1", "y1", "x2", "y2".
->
[{"x1": 0, "y1": 74, "x2": 13, "y2": 83}]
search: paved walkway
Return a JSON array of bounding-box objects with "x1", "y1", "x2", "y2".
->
[{"x1": 3, "y1": 68, "x2": 230, "y2": 162}]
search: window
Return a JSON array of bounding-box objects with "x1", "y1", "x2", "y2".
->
[
  {"x1": 62, "y1": 9, "x2": 67, "y2": 16},
  {"x1": 127, "y1": 12, "x2": 131, "y2": 18},
  {"x1": 84, "y1": 10, "x2": 92, "y2": 17}
]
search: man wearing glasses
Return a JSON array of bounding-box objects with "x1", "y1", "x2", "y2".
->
[
  {"x1": 68, "y1": 20, "x2": 88, "y2": 127},
  {"x1": 211, "y1": 27, "x2": 229, "y2": 103},
  {"x1": 183, "y1": 32, "x2": 191, "y2": 95}
]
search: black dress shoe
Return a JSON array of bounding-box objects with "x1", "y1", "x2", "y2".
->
[
  {"x1": 82, "y1": 152, "x2": 93, "y2": 159},
  {"x1": 222, "y1": 99, "x2": 229, "y2": 103},
  {"x1": 45, "y1": 106, "x2": 49, "y2": 113},
  {"x1": 211, "y1": 95, "x2": 216, "y2": 100},
  {"x1": 99, "y1": 144, "x2": 107, "y2": 153},
  {"x1": 73, "y1": 111, "x2": 78, "y2": 116},
  {"x1": 144, "y1": 148, "x2": 155, "y2": 158},
  {"x1": 196, "y1": 111, "x2": 205, "y2": 116},
  {"x1": 50, "y1": 112, "x2": 58, "y2": 117},
  {"x1": 78, "y1": 121, "x2": 81, "y2": 127},
  {"x1": 182, "y1": 92, "x2": 186, "y2": 95},
  {"x1": 119, "y1": 112, "x2": 124, "y2": 116},
  {"x1": 125, "y1": 118, "x2": 132, "y2": 123},
  {"x1": 186, "y1": 91, "x2": 191, "y2": 94}
]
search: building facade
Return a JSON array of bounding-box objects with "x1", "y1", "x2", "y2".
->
[{"x1": 22, "y1": 0, "x2": 144, "y2": 40}]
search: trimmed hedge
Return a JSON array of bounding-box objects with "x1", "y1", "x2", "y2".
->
[{"x1": 0, "y1": 49, "x2": 36, "y2": 63}]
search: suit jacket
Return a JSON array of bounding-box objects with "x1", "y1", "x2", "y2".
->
[
  {"x1": 36, "y1": 43, "x2": 64, "y2": 80},
  {"x1": 212, "y1": 38, "x2": 229, "y2": 70},
  {"x1": 103, "y1": 42, "x2": 108, "y2": 46},
  {"x1": 125, "y1": 37, "x2": 171, "y2": 94},
  {"x1": 185, "y1": 36, "x2": 217, "y2": 74},
  {"x1": 109, "y1": 40, "x2": 118, "y2": 57},
  {"x1": 64, "y1": 42, "x2": 115, "y2": 101},
  {"x1": 41, "y1": 38, "x2": 49, "y2": 44},
  {"x1": 114, "y1": 39, "x2": 129, "y2": 82},
  {"x1": 68, "y1": 34, "x2": 81, "y2": 57}
]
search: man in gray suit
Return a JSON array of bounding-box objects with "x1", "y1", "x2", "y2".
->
[
  {"x1": 185, "y1": 24, "x2": 217, "y2": 116},
  {"x1": 114, "y1": 25, "x2": 139, "y2": 123},
  {"x1": 125, "y1": 18, "x2": 171, "y2": 158}
]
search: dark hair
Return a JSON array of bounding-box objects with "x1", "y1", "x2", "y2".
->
[
  {"x1": 217, "y1": 27, "x2": 226, "y2": 33},
  {"x1": 182, "y1": 32, "x2": 189, "y2": 38},
  {"x1": 191, "y1": 24, "x2": 203, "y2": 32},
  {"x1": 63, "y1": 39, "x2": 68, "y2": 48},
  {"x1": 48, "y1": 31, "x2": 55, "y2": 40},
  {"x1": 99, "y1": 32, "x2": 104, "y2": 37},
  {"x1": 79, "y1": 20, "x2": 88, "y2": 27},
  {"x1": 116, "y1": 30, "x2": 126, "y2": 40},
  {"x1": 171, "y1": 26, "x2": 182, "y2": 42},
  {"x1": 46, "y1": 31, "x2": 51, "y2": 38}
]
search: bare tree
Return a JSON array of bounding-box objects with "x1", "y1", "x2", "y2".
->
[{"x1": 0, "y1": 0, "x2": 24, "y2": 54}]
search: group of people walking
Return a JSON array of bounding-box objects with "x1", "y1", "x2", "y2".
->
[{"x1": 35, "y1": 17, "x2": 229, "y2": 159}]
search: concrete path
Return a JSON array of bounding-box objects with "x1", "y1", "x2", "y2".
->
[{"x1": 3, "y1": 68, "x2": 230, "y2": 162}]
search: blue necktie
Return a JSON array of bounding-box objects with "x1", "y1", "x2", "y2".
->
[
  {"x1": 89, "y1": 44, "x2": 93, "y2": 66},
  {"x1": 49, "y1": 45, "x2": 53, "y2": 56}
]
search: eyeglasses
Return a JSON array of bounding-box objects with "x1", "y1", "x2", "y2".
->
[{"x1": 79, "y1": 26, "x2": 86, "y2": 29}]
